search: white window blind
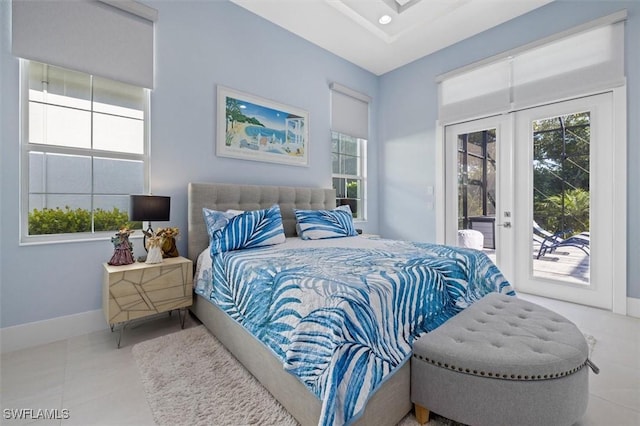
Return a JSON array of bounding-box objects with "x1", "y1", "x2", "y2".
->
[
  {"x1": 440, "y1": 60, "x2": 511, "y2": 123},
  {"x1": 439, "y1": 12, "x2": 626, "y2": 123},
  {"x1": 330, "y1": 83, "x2": 370, "y2": 140},
  {"x1": 12, "y1": 0, "x2": 157, "y2": 89}
]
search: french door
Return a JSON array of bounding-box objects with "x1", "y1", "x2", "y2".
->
[
  {"x1": 444, "y1": 93, "x2": 618, "y2": 310},
  {"x1": 444, "y1": 115, "x2": 513, "y2": 282},
  {"x1": 513, "y1": 94, "x2": 614, "y2": 310}
]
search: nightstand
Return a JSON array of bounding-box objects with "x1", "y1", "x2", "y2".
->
[{"x1": 102, "y1": 256, "x2": 193, "y2": 347}]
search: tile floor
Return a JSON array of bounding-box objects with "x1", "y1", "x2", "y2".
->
[{"x1": 1, "y1": 295, "x2": 639, "y2": 426}]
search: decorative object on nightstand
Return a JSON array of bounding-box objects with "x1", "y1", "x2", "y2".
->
[
  {"x1": 145, "y1": 234, "x2": 164, "y2": 264},
  {"x1": 157, "y1": 227, "x2": 180, "y2": 258},
  {"x1": 102, "y1": 256, "x2": 193, "y2": 348},
  {"x1": 108, "y1": 228, "x2": 135, "y2": 266},
  {"x1": 141, "y1": 227, "x2": 180, "y2": 263},
  {"x1": 129, "y1": 194, "x2": 171, "y2": 257}
]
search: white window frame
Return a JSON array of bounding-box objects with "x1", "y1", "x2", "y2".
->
[
  {"x1": 331, "y1": 131, "x2": 367, "y2": 221},
  {"x1": 19, "y1": 59, "x2": 150, "y2": 245}
]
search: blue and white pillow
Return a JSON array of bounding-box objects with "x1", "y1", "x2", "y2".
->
[
  {"x1": 202, "y1": 208, "x2": 239, "y2": 239},
  {"x1": 294, "y1": 205, "x2": 357, "y2": 240},
  {"x1": 208, "y1": 204, "x2": 286, "y2": 255}
]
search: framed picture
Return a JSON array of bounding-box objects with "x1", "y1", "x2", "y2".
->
[{"x1": 216, "y1": 86, "x2": 309, "y2": 167}]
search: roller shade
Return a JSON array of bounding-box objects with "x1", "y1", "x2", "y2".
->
[
  {"x1": 511, "y1": 23, "x2": 624, "y2": 108},
  {"x1": 439, "y1": 12, "x2": 626, "y2": 123},
  {"x1": 12, "y1": 0, "x2": 157, "y2": 89},
  {"x1": 330, "y1": 82, "x2": 370, "y2": 139},
  {"x1": 440, "y1": 60, "x2": 511, "y2": 123}
]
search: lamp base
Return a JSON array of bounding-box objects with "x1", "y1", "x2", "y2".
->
[
  {"x1": 137, "y1": 255, "x2": 147, "y2": 263},
  {"x1": 142, "y1": 224, "x2": 154, "y2": 253}
]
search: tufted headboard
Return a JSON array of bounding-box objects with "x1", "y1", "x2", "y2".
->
[{"x1": 187, "y1": 182, "x2": 336, "y2": 263}]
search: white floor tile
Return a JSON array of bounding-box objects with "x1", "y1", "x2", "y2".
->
[
  {"x1": 62, "y1": 361, "x2": 140, "y2": 407},
  {"x1": 588, "y1": 359, "x2": 640, "y2": 412},
  {"x1": 1, "y1": 303, "x2": 637, "y2": 426},
  {"x1": 588, "y1": 328, "x2": 639, "y2": 371},
  {"x1": 1, "y1": 341, "x2": 66, "y2": 407},
  {"x1": 576, "y1": 394, "x2": 640, "y2": 426},
  {"x1": 63, "y1": 384, "x2": 154, "y2": 426},
  {"x1": 0, "y1": 389, "x2": 64, "y2": 426}
]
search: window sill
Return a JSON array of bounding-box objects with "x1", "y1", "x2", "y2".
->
[{"x1": 20, "y1": 231, "x2": 138, "y2": 246}]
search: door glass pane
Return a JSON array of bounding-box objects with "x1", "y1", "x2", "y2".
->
[
  {"x1": 532, "y1": 113, "x2": 590, "y2": 284},
  {"x1": 457, "y1": 129, "x2": 497, "y2": 255}
]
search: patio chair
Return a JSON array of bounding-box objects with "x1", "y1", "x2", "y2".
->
[{"x1": 533, "y1": 221, "x2": 590, "y2": 259}]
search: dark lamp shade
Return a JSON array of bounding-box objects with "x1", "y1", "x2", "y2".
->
[{"x1": 129, "y1": 195, "x2": 171, "y2": 222}]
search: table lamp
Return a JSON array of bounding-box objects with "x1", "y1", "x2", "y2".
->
[{"x1": 129, "y1": 195, "x2": 171, "y2": 251}]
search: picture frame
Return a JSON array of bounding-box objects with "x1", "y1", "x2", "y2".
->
[{"x1": 216, "y1": 86, "x2": 309, "y2": 167}]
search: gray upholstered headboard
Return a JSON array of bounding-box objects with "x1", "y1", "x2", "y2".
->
[{"x1": 187, "y1": 182, "x2": 336, "y2": 263}]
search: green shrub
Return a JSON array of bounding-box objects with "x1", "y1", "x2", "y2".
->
[{"x1": 28, "y1": 206, "x2": 141, "y2": 235}]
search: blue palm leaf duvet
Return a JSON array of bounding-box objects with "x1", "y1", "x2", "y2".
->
[{"x1": 195, "y1": 237, "x2": 514, "y2": 426}]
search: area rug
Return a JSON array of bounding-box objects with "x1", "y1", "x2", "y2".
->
[{"x1": 132, "y1": 325, "x2": 460, "y2": 426}]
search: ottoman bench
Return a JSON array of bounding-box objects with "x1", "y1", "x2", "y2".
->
[{"x1": 411, "y1": 293, "x2": 598, "y2": 426}]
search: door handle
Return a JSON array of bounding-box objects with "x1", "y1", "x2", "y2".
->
[{"x1": 497, "y1": 222, "x2": 511, "y2": 228}]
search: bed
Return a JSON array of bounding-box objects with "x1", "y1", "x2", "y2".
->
[{"x1": 187, "y1": 182, "x2": 514, "y2": 426}]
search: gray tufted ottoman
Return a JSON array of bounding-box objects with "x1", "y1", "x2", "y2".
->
[{"x1": 411, "y1": 293, "x2": 598, "y2": 426}]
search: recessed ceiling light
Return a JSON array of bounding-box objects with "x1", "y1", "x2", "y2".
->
[{"x1": 378, "y1": 15, "x2": 392, "y2": 25}]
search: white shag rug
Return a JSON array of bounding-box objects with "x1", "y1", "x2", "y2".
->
[{"x1": 132, "y1": 325, "x2": 459, "y2": 426}]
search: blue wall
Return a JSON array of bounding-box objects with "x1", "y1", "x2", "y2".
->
[
  {"x1": 378, "y1": 1, "x2": 640, "y2": 298},
  {"x1": 0, "y1": 0, "x2": 379, "y2": 328}
]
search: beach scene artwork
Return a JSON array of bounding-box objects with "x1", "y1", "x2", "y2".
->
[{"x1": 216, "y1": 86, "x2": 309, "y2": 166}]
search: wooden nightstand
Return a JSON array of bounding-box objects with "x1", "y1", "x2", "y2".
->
[{"x1": 102, "y1": 256, "x2": 193, "y2": 347}]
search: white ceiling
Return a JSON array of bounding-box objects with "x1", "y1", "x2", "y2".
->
[{"x1": 231, "y1": 0, "x2": 554, "y2": 75}]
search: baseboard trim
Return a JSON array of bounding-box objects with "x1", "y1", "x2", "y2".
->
[
  {"x1": 627, "y1": 297, "x2": 640, "y2": 319},
  {"x1": 0, "y1": 309, "x2": 107, "y2": 353}
]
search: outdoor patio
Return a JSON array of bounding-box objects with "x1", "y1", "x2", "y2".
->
[
  {"x1": 531, "y1": 241, "x2": 590, "y2": 285},
  {"x1": 483, "y1": 242, "x2": 590, "y2": 285}
]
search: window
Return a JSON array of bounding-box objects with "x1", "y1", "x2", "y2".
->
[
  {"x1": 21, "y1": 60, "x2": 148, "y2": 241},
  {"x1": 332, "y1": 131, "x2": 367, "y2": 219},
  {"x1": 329, "y1": 83, "x2": 370, "y2": 220}
]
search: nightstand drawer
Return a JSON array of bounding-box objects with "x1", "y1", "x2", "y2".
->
[{"x1": 103, "y1": 256, "x2": 193, "y2": 326}]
